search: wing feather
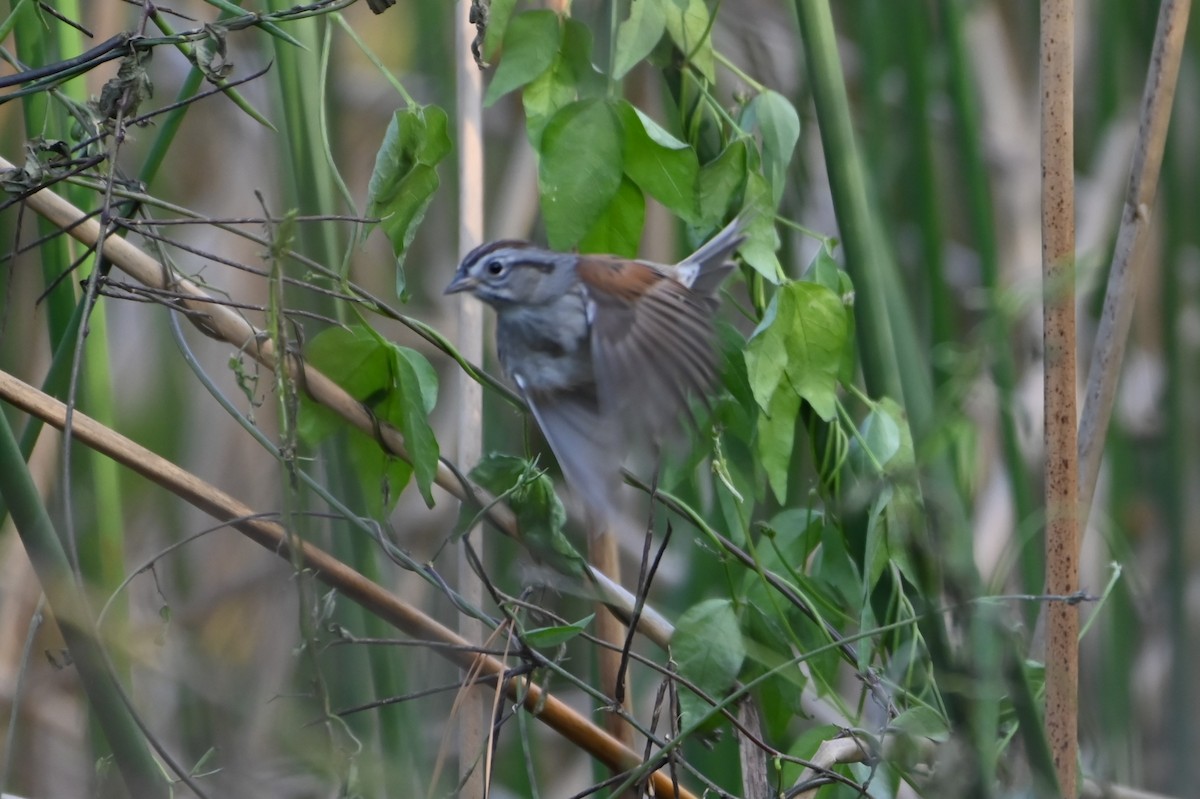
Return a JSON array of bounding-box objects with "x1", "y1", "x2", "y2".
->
[{"x1": 580, "y1": 259, "x2": 723, "y2": 448}]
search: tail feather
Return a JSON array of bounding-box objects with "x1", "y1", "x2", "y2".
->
[{"x1": 675, "y1": 214, "x2": 751, "y2": 297}]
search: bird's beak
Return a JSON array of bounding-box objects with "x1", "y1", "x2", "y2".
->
[{"x1": 444, "y1": 272, "x2": 477, "y2": 295}]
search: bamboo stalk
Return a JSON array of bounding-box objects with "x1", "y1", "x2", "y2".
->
[{"x1": 1040, "y1": 1, "x2": 1079, "y2": 795}]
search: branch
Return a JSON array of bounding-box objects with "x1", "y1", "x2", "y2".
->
[
  {"x1": 1077, "y1": 0, "x2": 1192, "y2": 525},
  {"x1": 0, "y1": 369, "x2": 697, "y2": 799},
  {"x1": 0, "y1": 152, "x2": 674, "y2": 648}
]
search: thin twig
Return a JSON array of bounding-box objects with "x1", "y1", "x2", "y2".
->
[{"x1": 1077, "y1": 0, "x2": 1192, "y2": 526}]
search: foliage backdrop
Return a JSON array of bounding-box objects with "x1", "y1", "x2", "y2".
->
[{"x1": 0, "y1": 1, "x2": 1195, "y2": 797}]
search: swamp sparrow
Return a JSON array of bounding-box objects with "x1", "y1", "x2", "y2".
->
[{"x1": 445, "y1": 216, "x2": 747, "y2": 523}]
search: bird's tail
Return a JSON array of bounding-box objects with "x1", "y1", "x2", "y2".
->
[{"x1": 677, "y1": 213, "x2": 752, "y2": 298}]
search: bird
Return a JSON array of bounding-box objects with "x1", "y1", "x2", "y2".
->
[{"x1": 445, "y1": 215, "x2": 748, "y2": 524}]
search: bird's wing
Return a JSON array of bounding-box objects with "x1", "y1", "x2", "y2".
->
[
  {"x1": 578, "y1": 257, "x2": 721, "y2": 447},
  {"x1": 515, "y1": 375, "x2": 623, "y2": 525}
]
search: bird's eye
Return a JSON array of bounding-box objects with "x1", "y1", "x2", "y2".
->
[{"x1": 485, "y1": 259, "x2": 506, "y2": 277}]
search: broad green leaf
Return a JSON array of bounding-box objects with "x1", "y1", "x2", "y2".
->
[
  {"x1": 539, "y1": 99, "x2": 623, "y2": 251},
  {"x1": 521, "y1": 19, "x2": 603, "y2": 146},
  {"x1": 741, "y1": 90, "x2": 801, "y2": 205},
  {"x1": 298, "y1": 326, "x2": 438, "y2": 514},
  {"x1": 465, "y1": 453, "x2": 587, "y2": 577},
  {"x1": 560, "y1": 19, "x2": 605, "y2": 98},
  {"x1": 674, "y1": 598, "x2": 745, "y2": 730},
  {"x1": 662, "y1": 0, "x2": 715, "y2": 82},
  {"x1": 857, "y1": 403, "x2": 903, "y2": 473},
  {"x1": 393, "y1": 345, "x2": 438, "y2": 414},
  {"x1": 578, "y1": 175, "x2": 645, "y2": 257},
  {"x1": 386, "y1": 343, "x2": 440, "y2": 506},
  {"x1": 698, "y1": 139, "x2": 748, "y2": 227},
  {"x1": 345, "y1": 429, "x2": 413, "y2": 519},
  {"x1": 483, "y1": 10, "x2": 561, "y2": 107},
  {"x1": 302, "y1": 325, "x2": 391, "y2": 408},
  {"x1": 757, "y1": 378, "x2": 800, "y2": 503},
  {"x1": 613, "y1": 0, "x2": 666, "y2": 79},
  {"x1": 365, "y1": 105, "x2": 452, "y2": 269},
  {"x1": 806, "y1": 244, "x2": 841, "y2": 292},
  {"x1": 618, "y1": 101, "x2": 700, "y2": 224},
  {"x1": 482, "y1": 0, "x2": 518, "y2": 61},
  {"x1": 522, "y1": 614, "x2": 595, "y2": 648},
  {"x1": 522, "y1": 59, "x2": 577, "y2": 146},
  {"x1": 744, "y1": 280, "x2": 847, "y2": 421},
  {"x1": 737, "y1": 172, "x2": 784, "y2": 282},
  {"x1": 803, "y1": 247, "x2": 857, "y2": 384}
]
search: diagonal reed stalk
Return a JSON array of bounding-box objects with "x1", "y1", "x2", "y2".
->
[{"x1": 0, "y1": 369, "x2": 697, "y2": 799}]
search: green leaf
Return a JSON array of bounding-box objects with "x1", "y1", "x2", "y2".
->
[
  {"x1": 674, "y1": 598, "x2": 745, "y2": 730},
  {"x1": 522, "y1": 60, "x2": 577, "y2": 147},
  {"x1": 298, "y1": 326, "x2": 439, "y2": 508},
  {"x1": 618, "y1": 101, "x2": 700, "y2": 224},
  {"x1": 386, "y1": 344, "x2": 440, "y2": 506},
  {"x1": 613, "y1": 0, "x2": 666, "y2": 79},
  {"x1": 863, "y1": 483, "x2": 895, "y2": 590},
  {"x1": 857, "y1": 403, "x2": 902, "y2": 473},
  {"x1": 757, "y1": 377, "x2": 800, "y2": 503},
  {"x1": 698, "y1": 139, "x2": 748, "y2": 227},
  {"x1": 521, "y1": 19, "x2": 603, "y2": 146},
  {"x1": 561, "y1": 19, "x2": 605, "y2": 98},
  {"x1": 365, "y1": 105, "x2": 452, "y2": 268},
  {"x1": 814, "y1": 521, "x2": 861, "y2": 607},
  {"x1": 482, "y1": 0, "x2": 518, "y2": 61},
  {"x1": 744, "y1": 280, "x2": 848, "y2": 422},
  {"x1": 538, "y1": 99, "x2": 624, "y2": 250},
  {"x1": 302, "y1": 326, "x2": 390, "y2": 411},
  {"x1": 662, "y1": 0, "x2": 715, "y2": 82},
  {"x1": 804, "y1": 247, "x2": 857, "y2": 384},
  {"x1": 737, "y1": 172, "x2": 784, "y2": 282},
  {"x1": 465, "y1": 453, "x2": 588, "y2": 577},
  {"x1": 298, "y1": 326, "x2": 437, "y2": 514},
  {"x1": 522, "y1": 614, "x2": 595, "y2": 648},
  {"x1": 891, "y1": 705, "x2": 950, "y2": 741},
  {"x1": 345, "y1": 431, "x2": 413, "y2": 519},
  {"x1": 484, "y1": 10, "x2": 561, "y2": 107},
  {"x1": 741, "y1": 90, "x2": 801, "y2": 205},
  {"x1": 578, "y1": 175, "x2": 645, "y2": 257}
]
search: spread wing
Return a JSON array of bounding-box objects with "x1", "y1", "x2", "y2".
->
[
  {"x1": 578, "y1": 257, "x2": 722, "y2": 448},
  {"x1": 514, "y1": 375, "x2": 623, "y2": 525}
]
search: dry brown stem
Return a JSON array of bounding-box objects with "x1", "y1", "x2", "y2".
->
[
  {"x1": 1077, "y1": 0, "x2": 1192, "y2": 527},
  {"x1": 455, "y1": 0, "x2": 489, "y2": 794},
  {"x1": 1040, "y1": 1, "x2": 1079, "y2": 795},
  {"x1": 0, "y1": 370, "x2": 697, "y2": 799}
]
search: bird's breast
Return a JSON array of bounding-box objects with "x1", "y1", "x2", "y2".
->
[{"x1": 496, "y1": 294, "x2": 593, "y2": 393}]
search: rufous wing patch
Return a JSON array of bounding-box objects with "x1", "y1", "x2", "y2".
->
[{"x1": 576, "y1": 256, "x2": 666, "y2": 302}]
